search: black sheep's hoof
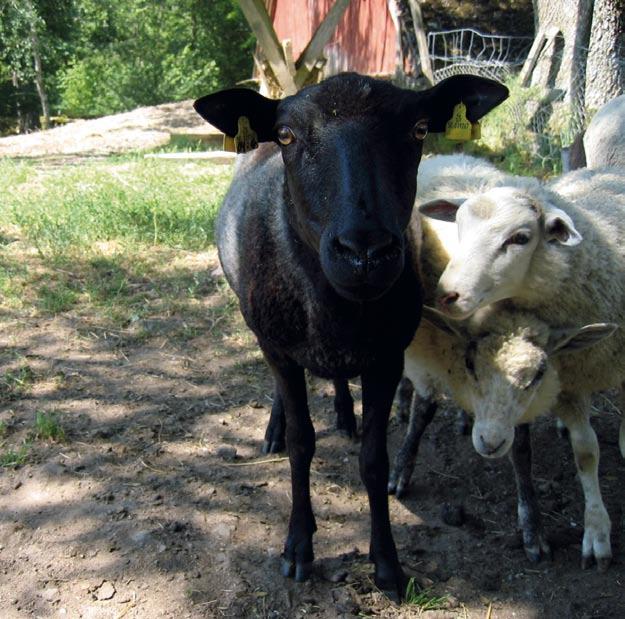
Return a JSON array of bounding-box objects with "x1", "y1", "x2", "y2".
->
[
  {"x1": 374, "y1": 564, "x2": 408, "y2": 603},
  {"x1": 261, "y1": 438, "x2": 285, "y2": 454},
  {"x1": 280, "y1": 557, "x2": 313, "y2": 581}
]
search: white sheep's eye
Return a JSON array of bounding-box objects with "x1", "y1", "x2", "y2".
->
[
  {"x1": 277, "y1": 126, "x2": 295, "y2": 146},
  {"x1": 523, "y1": 360, "x2": 547, "y2": 390},
  {"x1": 412, "y1": 120, "x2": 428, "y2": 141},
  {"x1": 502, "y1": 231, "x2": 531, "y2": 249}
]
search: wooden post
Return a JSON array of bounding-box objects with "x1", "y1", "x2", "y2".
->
[
  {"x1": 238, "y1": 0, "x2": 298, "y2": 95},
  {"x1": 407, "y1": 0, "x2": 433, "y2": 85},
  {"x1": 294, "y1": 0, "x2": 350, "y2": 88}
]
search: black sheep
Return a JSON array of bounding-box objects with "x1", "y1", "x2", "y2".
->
[{"x1": 194, "y1": 72, "x2": 507, "y2": 598}]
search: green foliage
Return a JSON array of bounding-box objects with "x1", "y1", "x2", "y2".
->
[{"x1": 1, "y1": 0, "x2": 254, "y2": 124}]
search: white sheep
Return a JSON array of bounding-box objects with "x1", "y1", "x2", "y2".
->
[
  {"x1": 583, "y1": 94, "x2": 625, "y2": 170},
  {"x1": 417, "y1": 165, "x2": 625, "y2": 454},
  {"x1": 392, "y1": 304, "x2": 617, "y2": 570}
]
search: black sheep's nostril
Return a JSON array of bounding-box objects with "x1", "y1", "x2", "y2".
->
[
  {"x1": 335, "y1": 235, "x2": 364, "y2": 260},
  {"x1": 367, "y1": 234, "x2": 396, "y2": 261}
]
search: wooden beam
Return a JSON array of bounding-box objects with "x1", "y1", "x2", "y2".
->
[
  {"x1": 238, "y1": 0, "x2": 297, "y2": 95},
  {"x1": 294, "y1": 0, "x2": 351, "y2": 88},
  {"x1": 406, "y1": 0, "x2": 433, "y2": 85}
]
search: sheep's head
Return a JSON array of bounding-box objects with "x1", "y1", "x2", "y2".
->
[
  {"x1": 194, "y1": 74, "x2": 508, "y2": 302},
  {"x1": 419, "y1": 186, "x2": 582, "y2": 318},
  {"x1": 424, "y1": 308, "x2": 616, "y2": 458}
]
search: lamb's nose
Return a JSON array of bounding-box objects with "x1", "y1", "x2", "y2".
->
[
  {"x1": 439, "y1": 291, "x2": 460, "y2": 307},
  {"x1": 479, "y1": 434, "x2": 506, "y2": 456}
]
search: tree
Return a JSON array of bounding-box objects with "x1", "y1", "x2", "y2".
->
[
  {"x1": 584, "y1": 0, "x2": 625, "y2": 110},
  {"x1": 0, "y1": 0, "x2": 74, "y2": 129}
]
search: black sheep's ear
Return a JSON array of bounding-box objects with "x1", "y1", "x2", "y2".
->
[
  {"x1": 193, "y1": 88, "x2": 279, "y2": 142},
  {"x1": 420, "y1": 75, "x2": 509, "y2": 132}
]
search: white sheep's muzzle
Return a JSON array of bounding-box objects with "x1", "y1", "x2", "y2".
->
[{"x1": 472, "y1": 420, "x2": 515, "y2": 459}]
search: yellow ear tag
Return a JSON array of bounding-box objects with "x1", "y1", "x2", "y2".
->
[
  {"x1": 445, "y1": 102, "x2": 472, "y2": 142},
  {"x1": 223, "y1": 134, "x2": 236, "y2": 152},
  {"x1": 471, "y1": 121, "x2": 481, "y2": 140},
  {"x1": 234, "y1": 116, "x2": 258, "y2": 154}
]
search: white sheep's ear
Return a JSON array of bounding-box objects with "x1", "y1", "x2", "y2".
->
[
  {"x1": 544, "y1": 207, "x2": 583, "y2": 246},
  {"x1": 418, "y1": 198, "x2": 465, "y2": 222},
  {"x1": 422, "y1": 305, "x2": 467, "y2": 340},
  {"x1": 547, "y1": 322, "x2": 618, "y2": 356}
]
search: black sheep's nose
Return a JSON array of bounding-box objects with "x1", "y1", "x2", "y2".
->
[{"x1": 335, "y1": 231, "x2": 396, "y2": 264}]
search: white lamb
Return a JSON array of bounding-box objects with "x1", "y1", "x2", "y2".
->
[
  {"x1": 398, "y1": 161, "x2": 625, "y2": 570},
  {"x1": 418, "y1": 165, "x2": 625, "y2": 453},
  {"x1": 393, "y1": 306, "x2": 617, "y2": 570}
]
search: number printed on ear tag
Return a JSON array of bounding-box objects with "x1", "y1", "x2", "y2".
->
[{"x1": 445, "y1": 102, "x2": 472, "y2": 142}]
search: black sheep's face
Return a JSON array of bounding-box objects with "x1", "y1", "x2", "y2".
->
[{"x1": 194, "y1": 73, "x2": 508, "y2": 302}]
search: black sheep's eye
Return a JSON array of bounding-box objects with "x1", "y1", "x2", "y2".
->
[
  {"x1": 412, "y1": 120, "x2": 428, "y2": 141},
  {"x1": 277, "y1": 126, "x2": 295, "y2": 146},
  {"x1": 502, "y1": 231, "x2": 530, "y2": 249}
]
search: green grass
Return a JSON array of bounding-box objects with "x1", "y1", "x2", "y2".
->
[
  {"x1": 0, "y1": 157, "x2": 232, "y2": 255},
  {"x1": 404, "y1": 579, "x2": 448, "y2": 611},
  {"x1": 0, "y1": 364, "x2": 36, "y2": 402},
  {"x1": 33, "y1": 410, "x2": 66, "y2": 442},
  {"x1": 0, "y1": 446, "x2": 29, "y2": 468}
]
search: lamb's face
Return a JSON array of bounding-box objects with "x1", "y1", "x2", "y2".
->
[
  {"x1": 462, "y1": 317, "x2": 616, "y2": 459},
  {"x1": 419, "y1": 186, "x2": 582, "y2": 319},
  {"x1": 465, "y1": 328, "x2": 560, "y2": 458},
  {"x1": 437, "y1": 188, "x2": 543, "y2": 318}
]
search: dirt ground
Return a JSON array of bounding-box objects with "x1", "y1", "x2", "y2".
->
[{"x1": 0, "y1": 245, "x2": 623, "y2": 619}]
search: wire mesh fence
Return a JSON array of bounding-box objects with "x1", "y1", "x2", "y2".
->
[{"x1": 426, "y1": 28, "x2": 624, "y2": 173}]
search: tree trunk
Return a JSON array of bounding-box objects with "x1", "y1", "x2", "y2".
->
[
  {"x1": 585, "y1": 0, "x2": 625, "y2": 110},
  {"x1": 25, "y1": 0, "x2": 50, "y2": 129}
]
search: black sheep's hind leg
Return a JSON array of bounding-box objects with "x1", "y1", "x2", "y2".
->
[
  {"x1": 262, "y1": 386, "x2": 286, "y2": 454},
  {"x1": 334, "y1": 378, "x2": 358, "y2": 439},
  {"x1": 396, "y1": 376, "x2": 414, "y2": 423},
  {"x1": 388, "y1": 396, "x2": 437, "y2": 498}
]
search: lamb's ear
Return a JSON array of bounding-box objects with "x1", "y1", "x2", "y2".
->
[
  {"x1": 421, "y1": 75, "x2": 509, "y2": 132},
  {"x1": 544, "y1": 207, "x2": 583, "y2": 246},
  {"x1": 547, "y1": 323, "x2": 618, "y2": 355},
  {"x1": 193, "y1": 88, "x2": 279, "y2": 142},
  {"x1": 418, "y1": 198, "x2": 464, "y2": 222},
  {"x1": 422, "y1": 305, "x2": 467, "y2": 340}
]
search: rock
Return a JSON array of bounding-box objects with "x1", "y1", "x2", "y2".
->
[
  {"x1": 41, "y1": 587, "x2": 60, "y2": 602},
  {"x1": 441, "y1": 503, "x2": 466, "y2": 527},
  {"x1": 477, "y1": 570, "x2": 502, "y2": 592},
  {"x1": 95, "y1": 581, "x2": 116, "y2": 601},
  {"x1": 130, "y1": 530, "x2": 152, "y2": 546},
  {"x1": 216, "y1": 445, "x2": 237, "y2": 461},
  {"x1": 329, "y1": 569, "x2": 348, "y2": 583}
]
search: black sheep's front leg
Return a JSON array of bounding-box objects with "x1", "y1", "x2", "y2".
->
[
  {"x1": 265, "y1": 352, "x2": 317, "y2": 582},
  {"x1": 361, "y1": 354, "x2": 407, "y2": 600}
]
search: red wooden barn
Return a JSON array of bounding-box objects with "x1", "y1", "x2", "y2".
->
[{"x1": 266, "y1": 0, "x2": 399, "y2": 76}]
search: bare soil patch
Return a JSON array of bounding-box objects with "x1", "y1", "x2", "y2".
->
[
  {"x1": 0, "y1": 101, "x2": 218, "y2": 159},
  {"x1": 0, "y1": 246, "x2": 623, "y2": 618}
]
